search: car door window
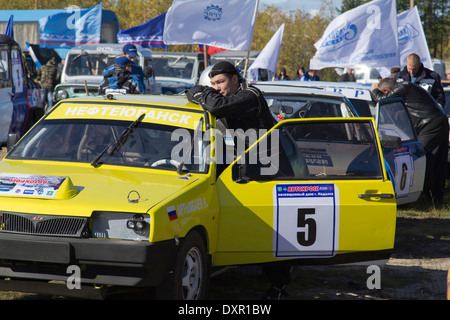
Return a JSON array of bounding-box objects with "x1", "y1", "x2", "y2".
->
[
  {"x1": 236, "y1": 119, "x2": 384, "y2": 181},
  {"x1": 377, "y1": 101, "x2": 416, "y2": 142}
]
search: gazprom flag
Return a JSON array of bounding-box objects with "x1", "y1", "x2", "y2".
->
[
  {"x1": 397, "y1": 7, "x2": 432, "y2": 69},
  {"x1": 4, "y1": 15, "x2": 13, "y2": 38},
  {"x1": 248, "y1": 24, "x2": 285, "y2": 82},
  {"x1": 117, "y1": 12, "x2": 167, "y2": 49},
  {"x1": 310, "y1": 0, "x2": 399, "y2": 70},
  {"x1": 39, "y1": 3, "x2": 102, "y2": 49},
  {"x1": 163, "y1": 0, "x2": 259, "y2": 51}
]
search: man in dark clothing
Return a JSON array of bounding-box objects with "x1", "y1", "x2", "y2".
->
[
  {"x1": 37, "y1": 57, "x2": 58, "y2": 113},
  {"x1": 372, "y1": 78, "x2": 448, "y2": 208},
  {"x1": 339, "y1": 68, "x2": 356, "y2": 82},
  {"x1": 395, "y1": 53, "x2": 446, "y2": 107},
  {"x1": 98, "y1": 57, "x2": 143, "y2": 95},
  {"x1": 104, "y1": 43, "x2": 146, "y2": 92},
  {"x1": 186, "y1": 62, "x2": 290, "y2": 299},
  {"x1": 186, "y1": 61, "x2": 275, "y2": 135}
]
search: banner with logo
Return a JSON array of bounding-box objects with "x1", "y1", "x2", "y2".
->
[
  {"x1": 310, "y1": 0, "x2": 399, "y2": 70},
  {"x1": 397, "y1": 6, "x2": 432, "y2": 69},
  {"x1": 39, "y1": 3, "x2": 102, "y2": 49},
  {"x1": 117, "y1": 12, "x2": 167, "y2": 49},
  {"x1": 248, "y1": 24, "x2": 285, "y2": 81},
  {"x1": 163, "y1": 0, "x2": 259, "y2": 51}
]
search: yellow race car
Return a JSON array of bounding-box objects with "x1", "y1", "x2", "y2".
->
[{"x1": 0, "y1": 94, "x2": 397, "y2": 299}]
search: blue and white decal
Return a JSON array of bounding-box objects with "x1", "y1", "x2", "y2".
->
[{"x1": 273, "y1": 183, "x2": 339, "y2": 258}]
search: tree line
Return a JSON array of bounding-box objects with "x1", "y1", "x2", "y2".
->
[{"x1": 2, "y1": 0, "x2": 448, "y2": 81}]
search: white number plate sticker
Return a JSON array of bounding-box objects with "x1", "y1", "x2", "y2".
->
[{"x1": 273, "y1": 183, "x2": 339, "y2": 258}]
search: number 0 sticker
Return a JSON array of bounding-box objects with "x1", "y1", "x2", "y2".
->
[{"x1": 273, "y1": 183, "x2": 339, "y2": 258}]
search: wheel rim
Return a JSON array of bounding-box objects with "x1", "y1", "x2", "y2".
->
[{"x1": 181, "y1": 247, "x2": 203, "y2": 300}]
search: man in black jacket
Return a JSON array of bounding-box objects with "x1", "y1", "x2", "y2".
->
[
  {"x1": 186, "y1": 61, "x2": 275, "y2": 134},
  {"x1": 372, "y1": 78, "x2": 448, "y2": 208},
  {"x1": 395, "y1": 53, "x2": 446, "y2": 107},
  {"x1": 186, "y1": 61, "x2": 289, "y2": 299}
]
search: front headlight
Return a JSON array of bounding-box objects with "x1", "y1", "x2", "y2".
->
[
  {"x1": 55, "y1": 89, "x2": 69, "y2": 101},
  {"x1": 92, "y1": 212, "x2": 150, "y2": 241}
]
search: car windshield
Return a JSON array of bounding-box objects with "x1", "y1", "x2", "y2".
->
[
  {"x1": 65, "y1": 53, "x2": 140, "y2": 77},
  {"x1": 7, "y1": 119, "x2": 208, "y2": 173},
  {"x1": 265, "y1": 95, "x2": 356, "y2": 119},
  {"x1": 152, "y1": 56, "x2": 195, "y2": 80}
]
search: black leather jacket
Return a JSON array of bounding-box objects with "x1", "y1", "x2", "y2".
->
[
  {"x1": 394, "y1": 64, "x2": 446, "y2": 107},
  {"x1": 372, "y1": 81, "x2": 445, "y2": 134},
  {"x1": 186, "y1": 80, "x2": 276, "y2": 132}
]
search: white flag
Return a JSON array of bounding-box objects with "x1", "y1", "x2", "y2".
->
[
  {"x1": 397, "y1": 6, "x2": 432, "y2": 70},
  {"x1": 310, "y1": 0, "x2": 399, "y2": 70},
  {"x1": 163, "y1": 0, "x2": 259, "y2": 51},
  {"x1": 248, "y1": 24, "x2": 285, "y2": 81}
]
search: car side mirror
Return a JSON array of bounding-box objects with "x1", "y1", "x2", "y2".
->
[
  {"x1": 7, "y1": 133, "x2": 19, "y2": 151},
  {"x1": 380, "y1": 134, "x2": 401, "y2": 149}
]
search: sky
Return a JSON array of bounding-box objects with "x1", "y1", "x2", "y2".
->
[{"x1": 259, "y1": 0, "x2": 343, "y2": 15}]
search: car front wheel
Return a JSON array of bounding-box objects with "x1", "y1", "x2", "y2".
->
[{"x1": 155, "y1": 230, "x2": 209, "y2": 300}]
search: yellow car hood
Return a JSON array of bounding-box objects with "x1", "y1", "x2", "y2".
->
[{"x1": 0, "y1": 160, "x2": 200, "y2": 216}]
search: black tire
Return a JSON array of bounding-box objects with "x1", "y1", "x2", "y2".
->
[{"x1": 155, "y1": 230, "x2": 209, "y2": 300}]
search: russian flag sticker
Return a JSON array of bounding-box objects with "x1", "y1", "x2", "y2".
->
[{"x1": 167, "y1": 205, "x2": 178, "y2": 221}]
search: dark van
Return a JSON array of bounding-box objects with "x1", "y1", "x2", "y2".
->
[{"x1": 0, "y1": 35, "x2": 42, "y2": 148}]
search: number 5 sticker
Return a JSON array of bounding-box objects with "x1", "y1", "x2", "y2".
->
[{"x1": 273, "y1": 184, "x2": 339, "y2": 258}]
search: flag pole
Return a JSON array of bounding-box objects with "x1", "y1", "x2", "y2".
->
[
  {"x1": 203, "y1": 44, "x2": 208, "y2": 69},
  {"x1": 243, "y1": 50, "x2": 250, "y2": 78}
]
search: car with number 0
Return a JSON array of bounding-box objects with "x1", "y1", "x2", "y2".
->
[{"x1": 0, "y1": 93, "x2": 397, "y2": 299}]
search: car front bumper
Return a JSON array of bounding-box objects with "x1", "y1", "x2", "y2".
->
[{"x1": 0, "y1": 233, "x2": 177, "y2": 287}]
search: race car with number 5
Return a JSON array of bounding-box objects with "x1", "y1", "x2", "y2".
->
[{"x1": 0, "y1": 94, "x2": 397, "y2": 299}]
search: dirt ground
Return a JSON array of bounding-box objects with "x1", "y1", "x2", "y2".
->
[
  {"x1": 206, "y1": 215, "x2": 450, "y2": 300},
  {"x1": 0, "y1": 147, "x2": 449, "y2": 300}
]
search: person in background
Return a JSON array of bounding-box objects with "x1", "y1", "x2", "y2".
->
[
  {"x1": 372, "y1": 78, "x2": 448, "y2": 209},
  {"x1": 104, "y1": 43, "x2": 146, "y2": 93},
  {"x1": 394, "y1": 53, "x2": 446, "y2": 107},
  {"x1": 277, "y1": 67, "x2": 290, "y2": 81},
  {"x1": 302, "y1": 69, "x2": 320, "y2": 81},
  {"x1": 294, "y1": 67, "x2": 305, "y2": 81},
  {"x1": 339, "y1": 68, "x2": 356, "y2": 82},
  {"x1": 98, "y1": 57, "x2": 144, "y2": 95},
  {"x1": 37, "y1": 57, "x2": 58, "y2": 113},
  {"x1": 390, "y1": 67, "x2": 400, "y2": 79}
]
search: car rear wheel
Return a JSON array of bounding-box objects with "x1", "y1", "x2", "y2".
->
[{"x1": 155, "y1": 230, "x2": 209, "y2": 300}]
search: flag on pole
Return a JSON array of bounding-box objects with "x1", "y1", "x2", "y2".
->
[
  {"x1": 397, "y1": 6, "x2": 432, "y2": 69},
  {"x1": 198, "y1": 44, "x2": 228, "y2": 56},
  {"x1": 26, "y1": 42, "x2": 41, "y2": 69},
  {"x1": 310, "y1": 0, "x2": 399, "y2": 70},
  {"x1": 117, "y1": 12, "x2": 167, "y2": 49},
  {"x1": 248, "y1": 24, "x2": 285, "y2": 81},
  {"x1": 163, "y1": 0, "x2": 259, "y2": 51},
  {"x1": 4, "y1": 15, "x2": 14, "y2": 39},
  {"x1": 39, "y1": 3, "x2": 103, "y2": 49}
]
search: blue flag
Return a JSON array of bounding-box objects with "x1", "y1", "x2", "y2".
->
[
  {"x1": 4, "y1": 15, "x2": 14, "y2": 38},
  {"x1": 117, "y1": 12, "x2": 167, "y2": 49},
  {"x1": 39, "y1": 3, "x2": 102, "y2": 49}
]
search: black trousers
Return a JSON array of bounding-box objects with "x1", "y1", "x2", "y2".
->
[{"x1": 417, "y1": 115, "x2": 449, "y2": 202}]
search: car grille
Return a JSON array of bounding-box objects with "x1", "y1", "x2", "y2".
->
[{"x1": 0, "y1": 211, "x2": 88, "y2": 237}]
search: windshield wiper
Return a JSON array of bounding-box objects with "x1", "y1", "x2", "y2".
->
[{"x1": 91, "y1": 113, "x2": 146, "y2": 167}]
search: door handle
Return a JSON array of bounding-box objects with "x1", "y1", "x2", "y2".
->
[{"x1": 358, "y1": 193, "x2": 394, "y2": 198}]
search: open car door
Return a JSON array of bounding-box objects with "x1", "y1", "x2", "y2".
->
[
  {"x1": 375, "y1": 98, "x2": 426, "y2": 205},
  {"x1": 214, "y1": 118, "x2": 397, "y2": 267}
]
